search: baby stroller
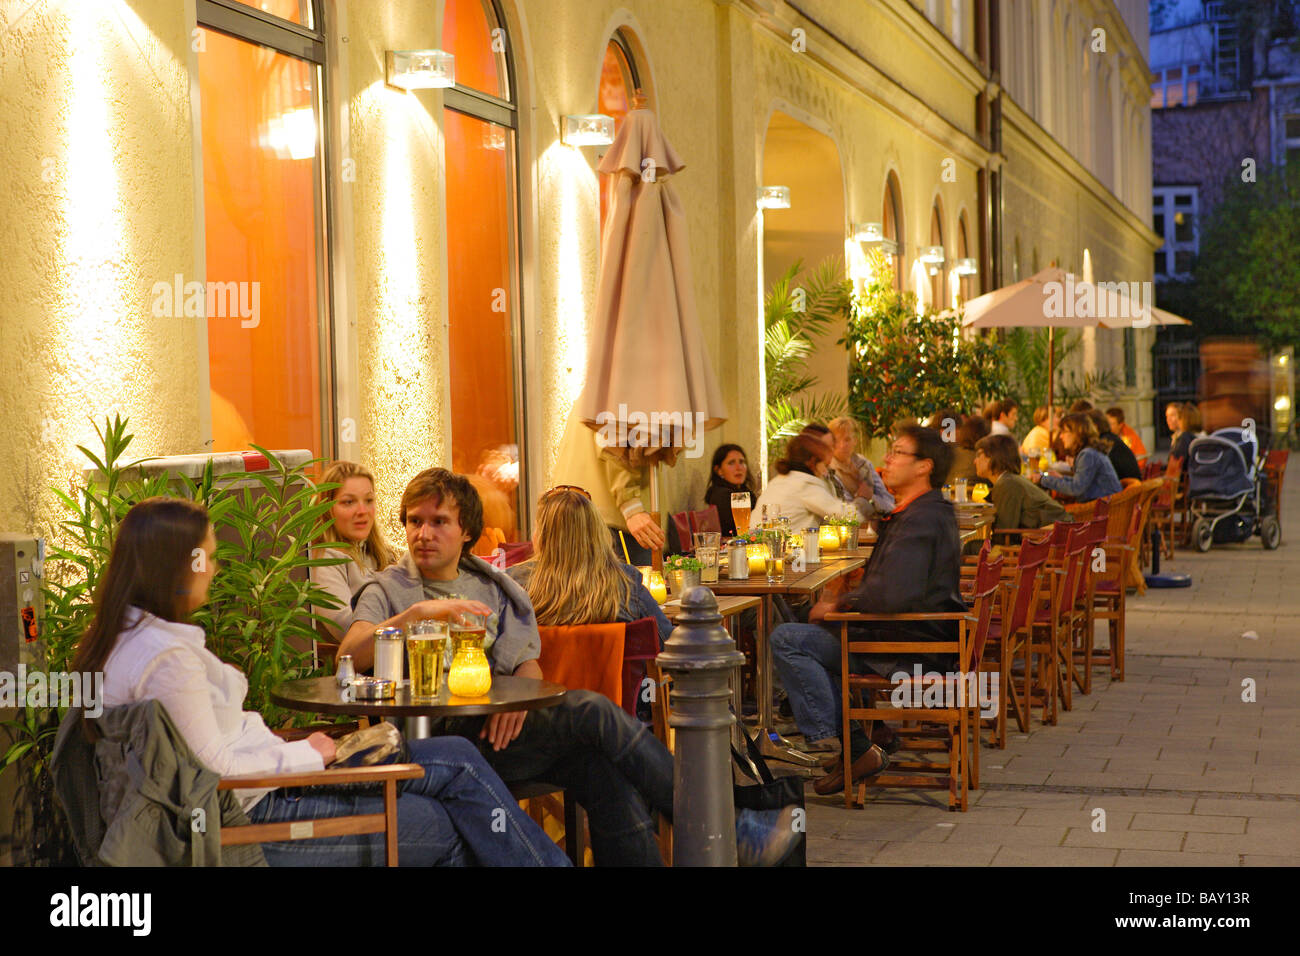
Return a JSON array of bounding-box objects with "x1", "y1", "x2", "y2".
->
[{"x1": 1186, "y1": 426, "x2": 1281, "y2": 552}]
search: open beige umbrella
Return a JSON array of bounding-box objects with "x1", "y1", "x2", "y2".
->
[
  {"x1": 962, "y1": 266, "x2": 1191, "y2": 416},
  {"x1": 571, "y1": 97, "x2": 727, "y2": 472}
]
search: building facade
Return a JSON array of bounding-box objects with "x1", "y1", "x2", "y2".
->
[{"x1": 0, "y1": 0, "x2": 1158, "y2": 542}]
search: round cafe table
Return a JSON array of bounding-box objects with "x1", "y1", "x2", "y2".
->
[{"x1": 272, "y1": 675, "x2": 567, "y2": 738}]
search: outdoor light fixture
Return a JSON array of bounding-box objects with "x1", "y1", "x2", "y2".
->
[
  {"x1": 919, "y1": 245, "x2": 945, "y2": 275},
  {"x1": 758, "y1": 186, "x2": 791, "y2": 209},
  {"x1": 561, "y1": 114, "x2": 615, "y2": 147},
  {"x1": 954, "y1": 257, "x2": 978, "y2": 276},
  {"x1": 386, "y1": 50, "x2": 455, "y2": 90},
  {"x1": 853, "y1": 222, "x2": 884, "y2": 242}
]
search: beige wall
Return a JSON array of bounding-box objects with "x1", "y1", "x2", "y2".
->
[
  {"x1": 0, "y1": 0, "x2": 201, "y2": 538},
  {"x1": 0, "y1": 0, "x2": 1163, "y2": 544}
]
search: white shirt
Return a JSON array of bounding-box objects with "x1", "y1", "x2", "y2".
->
[
  {"x1": 102, "y1": 608, "x2": 324, "y2": 811},
  {"x1": 990, "y1": 421, "x2": 1012, "y2": 437},
  {"x1": 310, "y1": 547, "x2": 380, "y2": 639},
  {"x1": 753, "y1": 470, "x2": 851, "y2": 532}
]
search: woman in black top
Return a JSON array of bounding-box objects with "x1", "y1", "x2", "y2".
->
[
  {"x1": 1087, "y1": 410, "x2": 1142, "y2": 482},
  {"x1": 705, "y1": 443, "x2": 759, "y2": 536}
]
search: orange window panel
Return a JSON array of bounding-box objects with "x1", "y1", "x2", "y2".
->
[
  {"x1": 444, "y1": 108, "x2": 520, "y2": 541},
  {"x1": 198, "y1": 28, "x2": 323, "y2": 456}
]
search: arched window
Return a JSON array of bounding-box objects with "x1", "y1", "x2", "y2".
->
[
  {"x1": 928, "y1": 202, "x2": 945, "y2": 309},
  {"x1": 883, "y1": 172, "x2": 903, "y2": 291},
  {"x1": 957, "y1": 215, "x2": 974, "y2": 302},
  {"x1": 443, "y1": 0, "x2": 524, "y2": 541},
  {"x1": 597, "y1": 29, "x2": 647, "y2": 226}
]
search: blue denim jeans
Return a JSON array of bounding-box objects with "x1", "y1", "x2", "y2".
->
[
  {"x1": 246, "y1": 734, "x2": 570, "y2": 866},
  {"x1": 771, "y1": 623, "x2": 953, "y2": 761},
  {"x1": 436, "y1": 689, "x2": 674, "y2": 867}
]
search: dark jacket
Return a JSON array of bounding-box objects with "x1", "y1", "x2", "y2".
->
[
  {"x1": 704, "y1": 482, "x2": 753, "y2": 537},
  {"x1": 51, "y1": 701, "x2": 265, "y2": 867},
  {"x1": 835, "y1": 488, "x2": 965, "y2": 645},
  {"x1": 1100, "y1": 429, "x2": 1141, "y2": 482}
]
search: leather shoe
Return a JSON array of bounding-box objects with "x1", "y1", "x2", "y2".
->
[
  {"x1": 872, "y1": 724, "x2": 902, "y2": 755},
  {"x1": 813, "y1": 744, "x2": 889, "y2": 796}
]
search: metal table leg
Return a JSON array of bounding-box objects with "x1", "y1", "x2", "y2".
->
[{"x1": 753, "y1": 595, "x2": 819, "y2": 767}]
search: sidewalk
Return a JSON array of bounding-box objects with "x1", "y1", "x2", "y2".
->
[{"x1": 803, "y1": 470, "x2": 1300, "y2": 866}]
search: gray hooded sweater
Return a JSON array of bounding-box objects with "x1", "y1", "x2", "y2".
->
[{"x1": 351, "y1": 551, "x2": 541, "y2": 675}]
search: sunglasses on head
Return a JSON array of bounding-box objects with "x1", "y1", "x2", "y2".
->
[{"x1": 545, "y1": 485, "x2": 591, "y2": 500}]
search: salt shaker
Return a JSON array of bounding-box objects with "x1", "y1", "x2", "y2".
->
[
  {"x1": 803, "y1": 526, "x2": 820, "y2": 565},
  {"x1": 335, "y1": 654, "x2": 356, "y2": 687},
  {"x1": 727, "y1": 539, "x2": 749, "y2": 580},
  {"x1": 373, "y1": 627, "x2": 404, "y2": 685}
]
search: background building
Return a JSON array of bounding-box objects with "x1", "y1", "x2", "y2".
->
[{"x1": 0, "y1": 0, "x2": 1158, "y2": 543}]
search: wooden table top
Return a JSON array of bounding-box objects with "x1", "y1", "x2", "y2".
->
[
  {"x1": 661, "y1": 593, "x2": 761, "y2": 620},
  {"x1": 709, "y1": 556, "x2": 865, "y2": 596},
  {"x1": 271, "y1": 675, "x2": 567, "y2": 719}
]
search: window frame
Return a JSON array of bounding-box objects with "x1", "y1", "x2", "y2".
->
[
  {"x1": 1152, "y1": 186, "x2": 1199, "y2": 280},
  {"x1": 441, "y1": 0, "x2": 530, "y2": 534},
  {"x1": 195, "y1": 0, "x2": 336, "y2": 458}
]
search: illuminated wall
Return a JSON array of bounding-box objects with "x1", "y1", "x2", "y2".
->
[{"x1": 0, "y1": 0, "x2": 200, "y2": 537}]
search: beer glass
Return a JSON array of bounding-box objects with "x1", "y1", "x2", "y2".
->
[
  {"x1": 730, "y1": 493, "x2": 751, "y2": 535},
  {"x1": 406, "y1": 619, "x2": 447, "y2": 699}
]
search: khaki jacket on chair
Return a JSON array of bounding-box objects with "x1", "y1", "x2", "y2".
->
[{"x1": 51, "y1": 700, "x2": 265, "y2": 867}]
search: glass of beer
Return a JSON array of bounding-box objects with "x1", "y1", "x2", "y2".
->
[
  {"x1": 764, "y1": 531, "x2": 786, "y2": 584},
  {"x1": 731, "y1": 493, "x2": 751, "y2": 535},
  {"x1": 406, "y1": 620, "x2": 448, "y2": 700}
]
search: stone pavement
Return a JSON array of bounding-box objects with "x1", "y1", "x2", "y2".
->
[{"x1": 800, "y1": 469, "x2": 1300, "y2": 866}]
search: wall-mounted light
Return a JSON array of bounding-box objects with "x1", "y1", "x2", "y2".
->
[
  {"x1": 758, "y1": 185, "x2": 791, "y2": 209},
  {"x1": 386, "y1": 50, "x2": 455, "y2": 90},
  {"x1": 919, "y1": 245, "x2": 945, "y2": 276},
  {"x1": 954, "y1": 257, "x2": 978, "y2": 276},
  {"x1": 561, "y1": 114, "x2": 615, "y2": 147},
  {"x1": 852, "y1": 222, "x2": 884, "y2": 242}
]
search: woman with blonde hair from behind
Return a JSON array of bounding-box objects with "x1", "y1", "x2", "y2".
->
[
  {"x1": 311, "y1": 461, "x2": 401, "y2": 641},
  {"x1": 508, "y1": 488, "x2": 672, "y2": 646}
]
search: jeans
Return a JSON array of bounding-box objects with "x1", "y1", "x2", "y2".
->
[
  {"x1": 437, "y1": 689, "x2": 675, "y2": 866},
  {"x1": 771, "y1": 623, "x2": 953, "y2": 761},
  {"x1": 246, "y1": 735, "x2": 570, "y2": 867}
]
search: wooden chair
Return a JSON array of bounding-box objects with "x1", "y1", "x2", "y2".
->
[
  {"x1": 1025, "y1": 522, "x2": 1089, "y2": 725},
  {"x1": 1127, "y1": 478, "x2": 1165, "y2": 592},
  {"x1": 60, "y1": 705, "x2": 422, "y2": 867},
  {"x1": 1069, "y1": 514, "x2": 1110, "y2": 696},
  {"x1": 825, "y1": 546, "x2": 1004, "y2": 812},
  {"x1": 1088, "y1": 498, "x2": 1144, "y2": 684},
  {"x1": 535, "y1": 619, "x2": 667, "y2": 864},
  {"x1": 978, "y1": 533, "x2": 1051, "y2": 748},
  {"x1": 218, "y1": 763, "x2": 424, "y2": 865}
]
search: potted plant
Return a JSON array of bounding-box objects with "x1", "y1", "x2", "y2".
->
[
  {"x1": 0, "y1": 416, "x2": 344, "y2": 864},
  {"x1": 663, "y1": 554, "x2": 703, "y2": 594}
]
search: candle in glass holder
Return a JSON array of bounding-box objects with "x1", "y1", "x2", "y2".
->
[
  {"x1": 447, "y1": 633, "x2": 493, "y2": 697},
  {"x1": 645, "y1": 570, "x2": 668, "y2": 605},
  {"x1": 819, "y1": 525, "x2": 841, "y2": 552},
  {"x1": 746, "y1": 543, "x2": 769, "y2": 574},
  {"x1": 837, "y1": 524, "x2": 853, "y2": 547}
]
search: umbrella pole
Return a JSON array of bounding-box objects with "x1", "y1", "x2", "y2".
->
[
  {"x1": 650, "y1": 461, "x2": 663, "y2": 571},
  {"x1": 1046, "y1": 327, "x2": 1055, "y2": 445}
]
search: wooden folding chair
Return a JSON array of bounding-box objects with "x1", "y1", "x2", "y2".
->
[
  {"x1": 978, "y1": 533, "x2": 1050, "y2": 748},
  {"x1": 825, "y1": 546, "x2": 1004, "y2": 812},
  {"x1": 1024, "y1": 522, "x2": 1089, "y2": 725}
]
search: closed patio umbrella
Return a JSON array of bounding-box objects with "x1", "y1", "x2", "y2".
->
[
  {"x1": 571, "y1": 97, "x2": 727, "y2": 473},
  {"x1": 962, "y1": 266, "x2": 1190, "y2": 419}
]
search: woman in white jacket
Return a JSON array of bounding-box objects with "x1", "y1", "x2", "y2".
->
[
  {"x1": 73, "y1": 497, "x2": 567, "y2": 867},
  {"x1": 754, "y1": 433, "x2": 855, "y2": 531}
]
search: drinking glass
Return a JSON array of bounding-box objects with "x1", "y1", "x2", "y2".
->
[
  {"x1": 731, "y1": 493, "x2": 751, "y2": 534},
  {"x1": 697, "y1": 546, "x2": 719, "y2": 584},
  {"x1": 406, "y1": 619, "x2": 448, "y2": 699},
  {"x1": 693, "y1": 531, "x2": 720, "y2": 554},
  {"x1": 764, "y1": 537, "x2": 786, "y2": 584}
]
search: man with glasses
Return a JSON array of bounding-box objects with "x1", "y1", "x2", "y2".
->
[{"x1": 770, "y1": 425, "x2": 965, "y2": 795}]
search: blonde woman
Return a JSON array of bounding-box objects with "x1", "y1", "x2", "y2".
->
[
  {"x1": 507, "y1": 487, "x2": 672, "y2": 646},
  {"x1": 311, "y1": 461, "x2": 401, "y2": 640}
]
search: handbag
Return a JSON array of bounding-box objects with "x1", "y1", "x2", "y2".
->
[
  {"x1": 295, "y1": 722, "x2": 413, "y2": 796},
  {"x1": 731, "y1": 725, "x2": 806, "y2": 867}
]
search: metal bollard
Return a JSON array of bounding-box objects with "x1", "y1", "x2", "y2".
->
[{"x1": 655, "y1": 585, "x2": 747, "y2": 866}]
